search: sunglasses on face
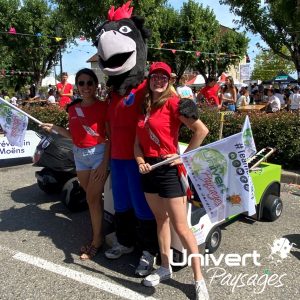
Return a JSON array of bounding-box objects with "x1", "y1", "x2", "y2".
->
[
  {"x1": 78, "y1": 80, "x2": 94, "y2": 87},
  {"x1": 149, "y1": 74, "x2": 169, "y2": 83}
]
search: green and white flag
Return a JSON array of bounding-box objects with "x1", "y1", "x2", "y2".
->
[
  {"x1": 182, "y1": 132, "x2": 256, "y2": 222},
  {"x1": 0, "y1": 97, "x2": 28, "y2": 147},
  {"x1": 242, "y1": 115, "x2": 256, "y2": 159}
]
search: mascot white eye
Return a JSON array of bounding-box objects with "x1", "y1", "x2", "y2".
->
[{"x1": 119, "y1": 26, "x2": 132, "y2": 34}]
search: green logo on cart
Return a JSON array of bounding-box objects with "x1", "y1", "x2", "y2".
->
[{"x1": 192, "y1": 148, "x2": 227, "y2": 176}]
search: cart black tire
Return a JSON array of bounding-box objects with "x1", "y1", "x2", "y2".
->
[
  {"x1": 37, "y1": 179, "x2": 62, "y2": 194},
  {"x1": 205, "y1": 227, "x2": 221, "y2": 253},
  {"x1": 262, "y1": 195, "x2": 283, "y2": 221},
  {"x1": 61, "y1": 177, "x2": 88, "y2": 212},
  {"x1": 36, "y1": 168, "x2": 63, "y2": 194}
]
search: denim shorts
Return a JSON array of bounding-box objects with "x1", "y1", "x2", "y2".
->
[{"x1": 73, "y1": 143, "x2": 105, "y2": 171}]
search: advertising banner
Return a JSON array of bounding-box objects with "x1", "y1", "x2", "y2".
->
[
  {"x1": 0, "y1": 130, "x2": 41, "y2": 159},
  {"x1": 240, "y1": 64, "x2": 251, "y2": 81},
  {"x1": 182, "y1": 132, "x2": 256, "y2": 222}
]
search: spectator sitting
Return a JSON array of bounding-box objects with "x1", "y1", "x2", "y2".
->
[
  {"x1": 236, "y1": 87, "x2": 250, "y2": 108},
  {"x1": 288, "y1": 85, "x2": 300, "y2": 111},
  {"x1": 274, "y1": 88, "x2": 285, "y2": 105},
  {"x1": 176, "y1": 76, "x2": 194, "y2": 100},
  {"x1": 266, "y1": 88, "x2": 281, "y2": 113},
  {"x1": 252, "y1": 90, "x2": 261, "y2": 104},
  {"x1": 47, "y1": 89, "x2": 56, "y2": 105}
]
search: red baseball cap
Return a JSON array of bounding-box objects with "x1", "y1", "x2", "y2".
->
[{"x1": 149, "y1": 62, "x2": 172, "y2": 77}]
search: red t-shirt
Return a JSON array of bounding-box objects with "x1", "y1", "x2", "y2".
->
[
  {"x1": 57, "y1": 82, "x2": 73, "y2": 108},
  {"x1": 136, "y1": 96, "x2": 181, "y2": 157},
  {"x1": 68, "y1": 100, "x2": 108, "y2": 148},
  {"x1": 106, "y1": 81, "x2": 147, "y2": 159},
  {"x1": 199, "y1": 84, "x2": 220, "y2": 106}
]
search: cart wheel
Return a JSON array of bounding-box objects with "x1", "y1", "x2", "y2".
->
[
  {"x1": 262, "y1": 194, "x2": 283, "y2": 221},
  {"x1": 205, "y1": 227, "x2": 221, "y2": 254},
  {"x1": 61, "y1": 178, "x2": 88, "y2": 212},
  {"x1": 36, "y1": 169, "x2": 62, "y2": 194}
]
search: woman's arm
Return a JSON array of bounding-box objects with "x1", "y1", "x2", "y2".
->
[
  {"x1": 179, "y1": 116, "x2": 209, "y2": 153},
  {"x1": 40, "y1": 123, "x2": 71, "y2": 138},
  {"x1": 134, "y1": 135, "x2": 151, "y2": 174}
]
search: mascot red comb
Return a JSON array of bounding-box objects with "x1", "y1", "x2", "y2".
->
[{"x1": 95, "y1": 1, "x2": 158, "y2": 276}]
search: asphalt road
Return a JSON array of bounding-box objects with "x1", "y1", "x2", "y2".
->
[{"x1": 0, "y1": 162, "x2": 299, "y2": 300}]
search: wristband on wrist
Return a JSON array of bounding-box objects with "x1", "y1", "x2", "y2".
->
[{"x1": 138, "y1": 162, "x2": 145, "y2": 165}]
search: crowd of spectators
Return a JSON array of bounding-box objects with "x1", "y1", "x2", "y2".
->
[
  {"x1": 178, "y1": 76, "x2": 300, "y2": 113},
  {"x1": 0, "y1": 80, "x2": 109, "y2": 108}
]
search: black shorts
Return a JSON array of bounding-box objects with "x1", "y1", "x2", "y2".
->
[{"x1": 141, "y1": 157, "x2": 185, "y2": 198}]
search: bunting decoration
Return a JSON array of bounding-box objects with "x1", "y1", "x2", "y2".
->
[
  {"x1": 149, "y1": 46, "x2": 241, "y2": 60},
  {"x1": 8, "y1": 27, "x2": 16, "y2": 34},
  {"x1": 0, "y1": 30, "x2": 65, "y2": 41}
]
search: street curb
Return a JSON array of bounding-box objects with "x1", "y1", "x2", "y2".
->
[{"x1": 281, "y1": 169, "x2": 300, "y2": 185}]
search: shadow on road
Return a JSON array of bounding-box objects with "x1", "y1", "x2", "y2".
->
[
  {"x1": 0, "y1": 183, "x2": 90, "y2": 264},
  {"x1": 0, "y1": 183, "x2": 160, "y2": 298}
]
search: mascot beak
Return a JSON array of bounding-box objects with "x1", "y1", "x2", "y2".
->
[{"x1": 98, "y1": 31, "x2": 137, "y2": 76}]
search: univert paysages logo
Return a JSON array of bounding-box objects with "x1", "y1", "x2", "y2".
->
[{"x1": 170, "y1": 237, "x2": 296, "y2": 294}]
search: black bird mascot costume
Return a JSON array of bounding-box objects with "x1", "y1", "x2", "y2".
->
[{"x1": 95, "y1": 1, "x2": 158, "y2": 276}]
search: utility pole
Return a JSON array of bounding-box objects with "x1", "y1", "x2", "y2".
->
[
  {"x1": 59, "y1": 45, "x2": 63, "y2": 76},
  {"x1": 56, "y1": 26, "x2": 63, "y2": 77}
]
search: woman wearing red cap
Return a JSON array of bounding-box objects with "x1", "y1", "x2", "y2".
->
[{"x1": 134, "y1": 62, "x2": 210, "y2": 299}]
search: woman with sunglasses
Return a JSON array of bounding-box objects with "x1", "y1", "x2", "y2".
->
[
  {"x1": 134, "y1": 62, "x2": 210, "y2": 300},
  {"x1": 41, "y1": 68, "x2": 109, "y2": 260}
]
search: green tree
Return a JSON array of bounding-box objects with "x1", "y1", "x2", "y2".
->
[
  {"x1": 56, "y1": 0, "x2": 168, "y2": 40},
  {"x1": 0, "y1": 0, "x2": 78, "y2": 92},
  {"x1": 219, "y1": 0, "x2": 300, "y2": 81},
  {"x1": 57, "y1": 0, "x2": 248, "y2": 84},
  {"x1": 252, "y1": 47, "x2": 296, "y2": 80},
  {"x1": 148, "y1": 0, "x2": 248, "y2": 82}
]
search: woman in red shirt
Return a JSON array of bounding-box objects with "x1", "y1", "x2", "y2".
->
[
  {"x1": 134, "y1": 62, "x2": 210, "y2": 299},
  {"x1": 41, "y1": 68, "x2": 109, "y2": 260}
]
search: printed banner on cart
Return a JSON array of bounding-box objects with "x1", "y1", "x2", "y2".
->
[
  {"x1": 181, "y1": 132, "x2": 256, "y2": 222},
  {"x1": 0, "y1": 130, "x2": 41, "y2": 159}
]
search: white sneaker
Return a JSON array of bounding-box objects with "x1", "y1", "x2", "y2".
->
[
  {"x1": 135, "y1": 251, "x2": 155, "y2": 277},
  {"x1": 195, "y1": 280, "x2": 209, "y2": 300},
  {"x1": 105, "y1": 241, "x2": 134, "y2": 259},
  {"x1": 142, "y1": 266, "x2": 172, "y2": 287}
]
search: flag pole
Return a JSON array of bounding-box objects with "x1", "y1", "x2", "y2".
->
[
  {"x1": 150, "y1": 154, "x2": 181, "y2": 170},
  {"x1": 0, "y1": 97, "x2": 43, "y2": 125}
]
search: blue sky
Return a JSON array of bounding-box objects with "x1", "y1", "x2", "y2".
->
[{"x1": 61, "y1": 0, "x2": 262, "y2": 75}]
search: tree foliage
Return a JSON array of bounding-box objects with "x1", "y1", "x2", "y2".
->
[
  {"x1": 252, "y1": 47, "x2": 296, "y2": 80},
  {"x1": 56, "y1": 0, "x2": 168, "y2": 40},
  {"x1": 0, "y1": 0, "x2": 77, "y2": 92},
  {"x1": 148, "y1": 0, "x2": 248, "y2": 82},
  {"x1": 219, "y1": 0, "x2": 300, "y2": 80}
]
